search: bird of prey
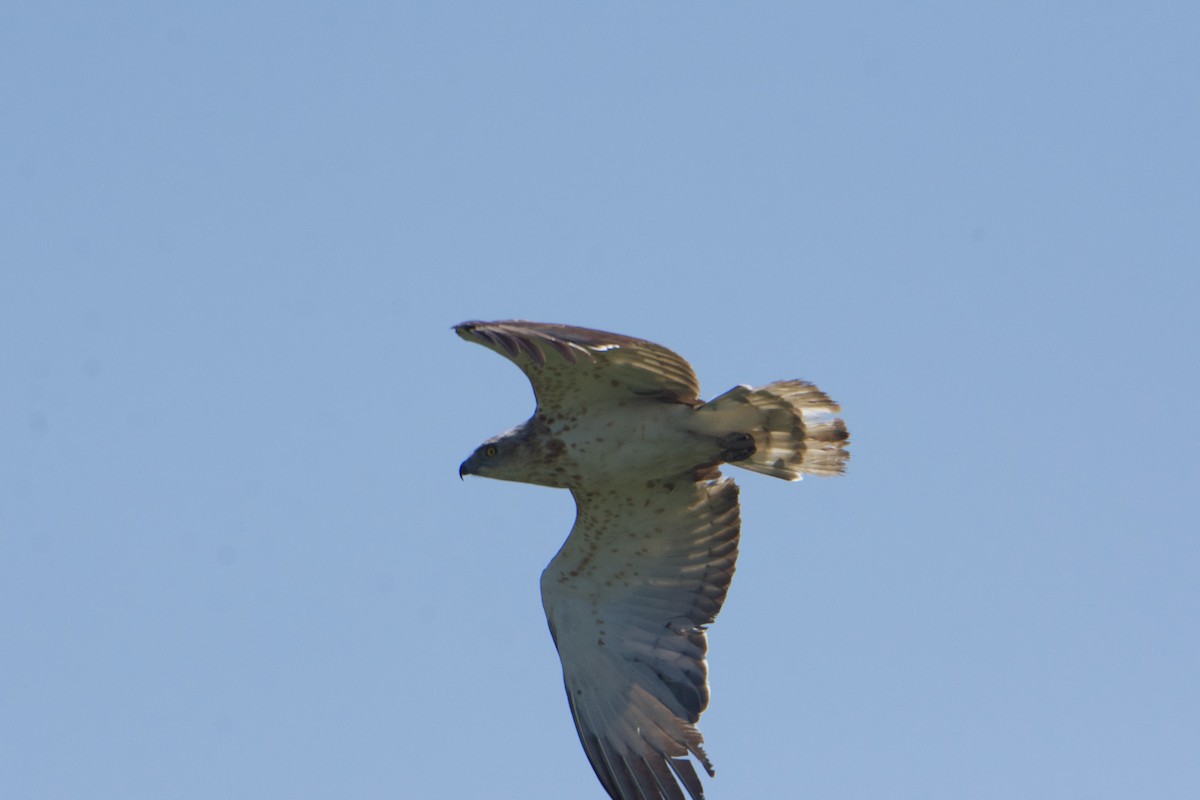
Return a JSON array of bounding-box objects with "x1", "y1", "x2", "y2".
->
[{"x1": 456, "y1": 320, "x2": 849, "y2": 800}]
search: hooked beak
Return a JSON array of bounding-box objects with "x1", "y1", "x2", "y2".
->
[{"x1": 458, "y1": 457, "x2": 473, "y2": 480}]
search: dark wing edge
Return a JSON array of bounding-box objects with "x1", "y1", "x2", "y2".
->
[{"x1": 454, "y1": 320, "x2": 701, "y2": 405}]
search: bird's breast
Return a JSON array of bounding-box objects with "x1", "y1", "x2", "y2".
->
[{"x1": 550, "y1": 402, "x2": 711, "y2": 481}]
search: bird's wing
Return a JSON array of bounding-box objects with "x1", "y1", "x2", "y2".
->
[
  {"x1": 541, "y1": 469, "x2": 740, "y2": 800},
  {"x1": 454, "y1": 320, "x2": 701, "y2": 410}
]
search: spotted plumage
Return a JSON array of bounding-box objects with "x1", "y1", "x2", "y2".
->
[{"x1": 456, "y1": 320, "x2": 849, "y2": 800}]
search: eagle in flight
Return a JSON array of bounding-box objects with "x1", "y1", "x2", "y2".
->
[{"x1": 456, "y1": 320, "x2": 849, "y2": 800}]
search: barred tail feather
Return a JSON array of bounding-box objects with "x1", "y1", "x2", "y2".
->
[{"x1": 693, "y1": 380, "x2": 850, "y2": 480}]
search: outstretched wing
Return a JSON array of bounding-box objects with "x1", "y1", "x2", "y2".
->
[
  {"x1": 454, "y1": 320, "x2": 701, "y2": 410},
  {"x1": 541, "y1": 470, "x2": 740, "y2": 800}
]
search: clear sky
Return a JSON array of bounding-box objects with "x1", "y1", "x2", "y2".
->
[{"x1": 3, "y1": 3, "x2": 1198, "y2": 799}]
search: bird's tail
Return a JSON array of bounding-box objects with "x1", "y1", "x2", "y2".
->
[{"x1": 692, "y1": 380, "x2": 849, "y2": 480}]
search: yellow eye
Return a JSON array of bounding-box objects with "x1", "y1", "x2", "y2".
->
[{"x1": 485, "y1": 445, "x2": 498, "y2": 457}]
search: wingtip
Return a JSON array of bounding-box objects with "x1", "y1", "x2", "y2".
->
[{"x1": 454, "y1": 321, "x2": 495, "y2": 347}]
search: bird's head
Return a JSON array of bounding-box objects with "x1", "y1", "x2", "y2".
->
[
  {"x1": 459, "y1": 421, "x2": 569, "y2": 487},
  {"x1": 458, "y1": 424, "x2": 530, "y2": 482}
]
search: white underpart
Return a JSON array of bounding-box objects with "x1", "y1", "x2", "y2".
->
[{"x1": 555, "y1": 401, "x2": 714, "y2": 481}]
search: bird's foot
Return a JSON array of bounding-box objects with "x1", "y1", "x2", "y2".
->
[{"x1": 717, "y1": 431, "x2": 756, "y2": 462}]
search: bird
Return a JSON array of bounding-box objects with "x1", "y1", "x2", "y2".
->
[{"x1": 456, "y1": 320, "x2": 849, "y2": 800}]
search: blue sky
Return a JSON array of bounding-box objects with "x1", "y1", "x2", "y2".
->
[{"x1": 3, "y1": 3, "x2": 1198, "y2": 798}]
